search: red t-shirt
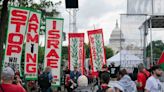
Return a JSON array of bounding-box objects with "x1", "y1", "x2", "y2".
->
[
  {"x1": 0, "y1": 84, "x2": 26, "y2": 92},
  {"x1": 137, "y1": 69, "x2": 150, "y2": 90},
  {"x1": 65, "y1": 75, "x2": 71, "y2": 86}
]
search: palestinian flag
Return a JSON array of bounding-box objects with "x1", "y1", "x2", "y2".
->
[{"x1": 158, "y1": 52, "x2": 164, "y2": 71}]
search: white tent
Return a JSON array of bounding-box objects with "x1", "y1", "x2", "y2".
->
[{"x1": 107, "y1": 50, "x2": 142, "y2": 67}]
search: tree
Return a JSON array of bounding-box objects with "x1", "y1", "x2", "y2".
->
[
  {"x1": 105, "y1": 46, "x2": 114, "y2": 59},
  {"x1": 62, "y1": 46, "x2": 68, "y2": 60},
  {"x1": 85, "y1": 44, "x2": 90, "y2": 58},
  {"x1": 38, "y1": 46, "x2": 45, "y2": 63},
  {"x1": 146, "y1": 40, "x2": 164, "y2": 62},
  {"x1": 0, "y1": 0, "x2": 10, "y2": 81}
]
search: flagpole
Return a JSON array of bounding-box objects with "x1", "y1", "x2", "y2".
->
[{"x1": 149, "y1": 16, "x2": 153, "y2": 66}]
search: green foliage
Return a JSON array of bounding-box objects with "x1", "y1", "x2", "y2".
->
[
  {"x1": 105, "y1": 46, "x2": 114, "y2": 59},
  {"x1": 146, "y1": 40, "x2": 164, "y2": 61},
  {"x1": 38, "y1": 46, "x2": 44, "y2": 63},
  {"x1": 8, "y1": 0, "x2": 54, "y2": 9},
  {"x1": 85, "y1": 43, "x2": 90, "y2": 58},
  {"x1": 62, "y1": 46, "x2": 68, "y2": 60}
]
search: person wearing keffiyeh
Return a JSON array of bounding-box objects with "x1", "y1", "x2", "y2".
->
[{"x1": 118, "y1": 69, "x2": 137, "y2": 92}]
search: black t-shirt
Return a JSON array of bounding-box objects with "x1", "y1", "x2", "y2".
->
[{"x1": 109, "y1": 67, "x2": 119, "y2": 78}]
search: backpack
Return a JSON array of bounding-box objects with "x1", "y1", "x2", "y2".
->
[{"x1": 38, "y1": 72, "x2": 51, "y2": 88}]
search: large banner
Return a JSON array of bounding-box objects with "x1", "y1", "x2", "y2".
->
[
  {"x1": 3, "y1": 6, "x2": 30, "y2": 73},
  {"x1": 44, "y1": 18, "x2": 64, "y2": 86},
  {"x1": 127, "y1": 0, "x2": 152, "y2": 14},
  {"x1": 88, "y1": 29, "x2": 106, "y2": 74},
  {"x1": 127, "y1": 0, "x2": 164, "y2": 15},
  {"x1": 68, "y1": 33, "x2": 85, "y2": 74},
  {"x1": 24, "y1": 10, "x2": 41, "y2": 80}
]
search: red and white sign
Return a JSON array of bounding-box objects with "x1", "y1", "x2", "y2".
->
[
  {"x1": 24, "y1": 11, "x2": 41, "y2": 80},
  {"x1": 68, "y1": 33, "x2": 85, "y2": 74},
  {"x1": 4, "y1": 7, "x2": 30, "y2": 72},
  {"x1": 44, "y1": 18, "x2": 64, "y2": 86},
  {"x1": 87, "y1": 29, "x2": 106, "y2": 74}
]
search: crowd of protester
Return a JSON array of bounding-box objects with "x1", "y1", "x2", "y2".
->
[
  {"x1": 62, "y1": 62, "x2": 164, "y2": 92},
  {"x1": 0, "y1": 62, "x2": 163, "y2": 92}
]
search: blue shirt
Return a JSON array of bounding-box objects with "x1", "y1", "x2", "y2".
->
[
  {"x1": 70, "y1": 71, "x2": 81, "y2": 83},
  {"x1": 47, "y1": 72, "x2": 53, "y2": 81}
]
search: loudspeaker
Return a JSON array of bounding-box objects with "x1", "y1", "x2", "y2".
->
[{"x1": 65, "y1": 0, "x2": 78, "y2": 8}]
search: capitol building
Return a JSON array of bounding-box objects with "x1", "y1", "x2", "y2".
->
[{"x1": 109, "y1": 21, "x2": 125, "y2": 54}]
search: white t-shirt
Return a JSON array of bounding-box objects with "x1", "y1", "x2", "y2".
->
[{"x1": 145, "y1": 76, "x2": 163, "y2": 92}]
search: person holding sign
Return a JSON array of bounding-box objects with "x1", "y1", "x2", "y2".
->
[
  {"x1": 38, "y1": 66, "x2": 53, "y2": 92},
  {"x1": 70, "y1": 66, "x2": 81, "y2": 91}
]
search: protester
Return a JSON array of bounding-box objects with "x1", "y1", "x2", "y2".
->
[
  {"x1": 99, "y1": 65, "x2": 109, "y2": 78},
  {"x1": 38, "y1": 66, "x2": 53, "y2": 92},
  {"x1": 27, "y1": 81, "x2": 37, "y2": 92},
  {"x1": 0, "y1": 67, "x2": 26, "y2": 92},
  {"x1": 38, "y1": 67, "x2": 42, "y2": 76},
  {"x1": 137, "y1": 63, "x2": 150, "y2": 92},
  {"x1": 73, "y1": 75, "x2": 92, "y2": 92},
  {"x1": 64, "y1": 66, "x2": 71, "y2": 92},
  {"x1": 98, "y1": 64, "x2": 110, "y2": 85},
  {"x1": 159, "y1": 71, "x2": 164, "y2": 82},
  {"x1": 108, "y1": 71, "x2": 124, "y2": 92},
  {"x1": 64, "y1": 66, "x2": 71, "y2": 75},
  {"x1": 145, "y1": 65, "x2": 164, "y2": 92},
  {"x1": 111, "y1": 62, "x2": 115, "y2": 67},
  {"x1": 88, "y1": 65, "x2": 93, "y2": 84},
  {"x1": 117, "y1": 69, "x2": 137, "y2": 92},
  {"x1": 70, "y1": 66, "x2": 81, "y2": 90},
  {"x1": 109, "y1": 63, "x2": 120, "y2": 78},
  {"x1": 97, "y1": 72, "x2": 114, "y2": 92},
  {"x1": 129, "y1": 67, "x2": 138, "y2": 81},
  {"x1": 15, "y1": 69, "x2": 20, "y2": 77}
]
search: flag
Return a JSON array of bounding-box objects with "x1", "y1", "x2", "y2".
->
[
  {"x1": 3, "y1": 6, "x2": 30, "y2": 76},
  {"x1": 24, "y1": 10, "x2": 41, "y2": 80},
  {"x1": 44, "y1": 18, "x2": 64, "y2": 87},
  {"x1": 158, "y1": 52, "x2": 164, "y2": 71},
  {"x1": 68, "y1": 33, "x2": 85, "y2": 74},
  {"x1": 87, "y1": 29, "x2": 106, "y2": 76}
]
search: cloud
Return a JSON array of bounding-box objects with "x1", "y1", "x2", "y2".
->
[
  {"x1": 147, "y1": 29, "x2": 164, "y2": 43},
  {"x1": 38, "y1": 0, "x2": 164, "y2": 54},
  {"x1": 77, "y1": 10, "x2": 125, "y2": 45},
  {"x1": 76, "y1": 0, "x2": 126, "y2": 46},
  {"x1": 41, "y1": 0, "x2": 127, "y2": 46}
]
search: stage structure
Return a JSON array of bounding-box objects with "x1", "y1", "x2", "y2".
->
[
  {"x1": 120, "y1": 14, "x2": 146, "y2": 68},
  {"x1": 124, "y1": 0, "x2": 164, "y2": 68}
]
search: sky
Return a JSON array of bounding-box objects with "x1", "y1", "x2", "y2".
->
[
  {"x1": 39, "y1": 0, "x2": 164, "y2": 46},
  {"x1": 39, "y1": 0, "x2": 127, "y2": 46}
]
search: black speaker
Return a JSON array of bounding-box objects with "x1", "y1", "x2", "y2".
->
[{"x1": 65, "y1": 0, "x2": 78, "y2": 8}]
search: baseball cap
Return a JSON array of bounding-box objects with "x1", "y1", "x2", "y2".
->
[
  {"x1": 2, "y1": 67, "x2": 15, "y2": 80},
  {"x1": 78, "y1": 75, "x2": 88, "y2": 86}
]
